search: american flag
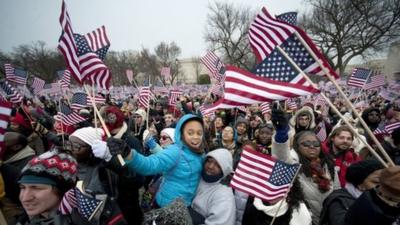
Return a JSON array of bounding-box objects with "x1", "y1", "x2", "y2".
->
[
  {"x1": 385, "y1": 122, "x2": 400, "y2": 134},
  {"x1": 55, "y1": 102, "x2": 86, "y2": 126},
  {"x1": 57, "y1": 70, "x2": 71, "y2": 89},
  {"x1": 373, "y1": 127, "x2": 388, "y2": 136},
  {"x1": 199, "y1": 104, "x2": 215, "y2": 119},
  {"x1": 276, "y1": 12, "x2": 297, "y2": 25},
  {"x1": 75, "y1": 188, "x2": 103, "y2": 220},
  {"x1": 32, "y1": 77, "x2": 46, "y2": 94},
  {"x1": 0, "y1": 81, "x2": 23, "y2": 103},
  {"x1": 59, "y1": 188, "x2": 77, "y2": 215},
  {"x1": 347, "y1": 68, "x2": 371, "y2": 88},
  {"x1": 315, "y1": 121, "x2": 327, "y2": 142},
  {"x1": 210, "y1": 84, "x2": 224, "y2": 96},
  {"x1": 169, "y1": 90, "x2": 183, "y2": 106},
  {"x1": 286, "y1": 98, "x2": 298, "y2": 110},
  {"x1": 138, "y1": 87, "x2": 154, "y2": 108},
  {"x1": 84, "y1": 25, "x2": 110, "y2": 53},
  {"x1": 364, "y1": 74, "x2": 385, "y2": 90},
  {"x1": 126, "y1": 69, "x2": 134, "y2": 84},
  {"x1": 58, "y1": 1, "x2": 111, "y2": 89},
  {"x1": 87, "y1": 94, "x2": 106, "y2": 105},
  {"x1": 249, "y1": 7, "x2": 338, "y2": 79},
  {"x1": 4, "y1": 64, "x2": 27, "y2": 85},
  {"x1": 0, "y1": 100, "x2": 12, "y2": 158},
  {"x1": 230, "y1": 147, "x2": 300, "y2": 202},
  {"x1": 4, "y1": 64, "x2": 14, "y2": 79},
  {"x1": 71, "y1": 92, "x2": 88, "y2": 111},
  {"x1": 160, "y1": 67, "x2": 171, "y2": 80},
  {"x1": 260, "y1": 102, "x2": 271, "y2": 115},
  {"x1": 41, "y1": 83, "x2": 61, "y2": 95},
  {"x1": 200, "y1": 51, "x2": 225, "y2": 84},
  {"x1": 204, "y1": 65, "x2": 319, "y2": 113}
]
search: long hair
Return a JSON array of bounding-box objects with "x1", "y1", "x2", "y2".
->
[{"x1": 293, "y1": 131, "x2": 335, "y2": 180}]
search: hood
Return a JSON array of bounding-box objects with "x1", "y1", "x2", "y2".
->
[
  {"x1": 161, "y1": 128, "x2": 176, "y2": 143},
  {"x1": 289, "y1": 106, "x2": 316, "y2": 129},
  {"x1": 206, "y1": 148, "x2": 233, "y2": 177},
  {"x1": 174, "y1": 114, "x2": 204, "y2": 147}
]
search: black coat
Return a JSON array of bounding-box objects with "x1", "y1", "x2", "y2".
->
[{"x1": 320, "y1": 188, "x2": 355, "y2": 225}]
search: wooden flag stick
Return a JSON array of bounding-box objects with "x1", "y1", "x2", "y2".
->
[
  {"x1": 270, "y1": 164, "x2": 302, "y2": 225},
  {"x1": 276, "y1": 45, "x2": 388, "y2": 168},
  {"x1": 293, "y1": 31, "x2": 395, "y2": 166}
]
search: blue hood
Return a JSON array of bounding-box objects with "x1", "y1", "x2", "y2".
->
[{"x1": 174, "y1": 114, "x2": 204, "y2": 147}]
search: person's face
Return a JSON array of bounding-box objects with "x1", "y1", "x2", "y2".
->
[
  {"x1": 19, "y1": 183, "x2": 61, "y2": 218},
  {"x1": 222, "y1": 126, "x2": 234, "y2": 142},
  {"x1": 263, "y1": 113, "x2": 271, "y2": 122},
  {"x1": 204, "y1": 157, "x2": 222, "y2": 177},
  {"x1": 367, "y1": 111, "x2": 380, "y2": 123},
  {"x1": 214, "y1": 118, "x2": 223, "y2": 128},
  {"x1": 182, "y1": 120, "x2": 203, "y2": 153},
  {"x1": 250, "y1": 117, "x2": 261, "y2": 128},
  {"x1": 160, "y1": 131, "x2": 173, "y2": 147},
  {"x1": 358, "y1": 169, "x2": 382, "y2": 191},
  {"x1": 332, "y1": 131, "x2": 353, "y2": 152},
  {"x1": 236, "y1": 123, "x2": 247, "y2": 135},
  {"x1": 298, "y1": 134, "x2": 321, "y2": 160},
  {"x1": 297, "y1": 115, "x2": 310, "y2": 127},
  {"x1": 134, "y1": 115, "x2": 143, "y2": 125},
  {"x1": 164, "y1": 114, "x2": 175, "y2": 126},
  {"x1": 258, "y1": 127, "x2": 273, "y2": 145},
  {"x1": 155, "y1": 104, "x2": 163, "y2": 111},
  {"x1": 9, "y1": 122, "x2": 20, "y2": 132},
  {"x1": 68, "y1": 136, "x2": 91, "y2": 162}
]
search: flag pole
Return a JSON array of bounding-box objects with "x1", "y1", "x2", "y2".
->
[
  {"x1": 146, "y1": 76, "x2": 151, "y2": 130},
  {"x1": 270, "y1": 164, "x2": 302, "y2": 225},
  {"x1": 57, "y1": 97, "x2": 66, "y2": 148},
  {"x1": 91, "y1": 83, "x2": 98, "y2": 130},
  {"x1": 293, "y1": 31, "x2": 395, "y2": 166},
  {"x1": 276, "y1": 45, "x2": 388, "y2": 168}
]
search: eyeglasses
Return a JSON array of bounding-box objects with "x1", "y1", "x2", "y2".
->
[
  {"x1": 300, "y1": 140, "x2": 320, "y2": 148},
  {"x1": 160, "y1": 135, "x2": 171, "y2": 141},
  {"x1": 67, "y1": 142, "x2": 90, "y2": 151}
]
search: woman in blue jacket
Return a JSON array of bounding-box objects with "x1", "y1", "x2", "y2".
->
[{"x1": 93, "y1": 114, "x2": 205, "y2": 208}]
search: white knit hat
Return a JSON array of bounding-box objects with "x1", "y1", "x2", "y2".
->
[
  {"x1": 161, "y1": 128, "x2": 175, "y2": 143},
  {"x1": 70, "y1": 127, "x2": 104, "y2": 146},
  {"x1": 135, "y1": 108, "x2": 147, "y2": 119}
]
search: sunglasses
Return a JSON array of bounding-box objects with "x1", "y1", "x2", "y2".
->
[
  {"x1": 300, "y1": 140, "x2": 320, "y2": 148},
  {"x1": 160, "y1": 135, "x2": 171, "y2": 141}
]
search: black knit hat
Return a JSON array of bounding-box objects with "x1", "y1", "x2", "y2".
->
[{"x1": 345, "y1": 160, "x2": 383, "y2": 186}]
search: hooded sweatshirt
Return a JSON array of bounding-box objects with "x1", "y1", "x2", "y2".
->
[
  {"x1": 191, "y1": 148, "x2": 236, "y2": 225},
  {"x1": 126, "y1": 114, "x2": 204, "y2": 207}
]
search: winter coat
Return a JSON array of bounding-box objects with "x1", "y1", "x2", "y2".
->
[
  {"x1": 14, "y1": 210, "x2": 73, "y2": 225},
  {"x1": 191, "y1": 149, "x2": 236, "y2": 225},
  {"x1": 320, "y1": 188, "x2": 355, "y2": 225},
  {"x1": 126, "y1": 114, "x2": 204, "y2": 207}
]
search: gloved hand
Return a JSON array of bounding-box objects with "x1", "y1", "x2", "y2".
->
[
  {"x1": 271, "y1": 108, "x2": 289, "y2": 131},
  {"x1": 106, "y1": 137, "x2": 131, "y2": 158},
  {"x1": 145, "y1": 135, "x2": 157, "y2": 149},
  {"x1": 379, "y1": 166, "x2": 400, "y2": 197},
  {"x1": 91, "y1": 140, "x2": 112, "y2": 162},
  {"x1": 31, "y1": 121, "x2": 49, "y2": 136}
]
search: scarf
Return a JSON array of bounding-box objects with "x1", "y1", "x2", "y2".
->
[
  {"x1": 253, "y1": 197, "x2": 288, "y2": 217},
  {"x1": 345, "y1": 182, "x2": 362, "y2": 198},
  {"x1": 309, "y1": 158, "x2": 331, "y2": 192}
]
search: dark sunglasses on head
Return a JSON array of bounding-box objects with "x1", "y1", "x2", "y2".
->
[{"x1": 300, "y1": 140, "x2": 320, "y2": 148}]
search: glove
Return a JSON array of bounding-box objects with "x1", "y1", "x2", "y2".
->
[
  {"x1": 380, "y1": 166, "x2": 400, "y2": 197},
  {"x1": 145, "y1": 136, "x2": 157, "y2": 149},
  {"x1": 31, "y1": 122, "x2": 49, "y2": 136},
  {"x1": 91, "y1": 140, "x2": 112, "y2": 162},
  {"x1": 106, "y1": 137, "x2": 131, "y2": 158},
  {"x1": 271, "y1": 108, "x2": 289, "y2": 131}
]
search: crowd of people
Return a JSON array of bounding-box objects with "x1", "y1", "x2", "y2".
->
[{"x1": 0, "y1": 91, "x2": 400, "y2": 225}]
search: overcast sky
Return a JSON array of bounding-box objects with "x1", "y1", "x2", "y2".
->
[{"x1": 0, "y1": 0, "x2": 305, "y2": 58}]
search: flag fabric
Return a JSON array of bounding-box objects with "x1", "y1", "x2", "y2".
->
[
  {"x1": 126, "y1": 69, "x2": 134, "y2": 84},
  {"x1": 32, "y1": 77, "x2": 46, "y2": 94},
  {"x1": 138, "y1": 87, "x2": 154, "y2": 108},
  {"x1": 385, "y1": 122, "x2": 400, "y2": 134},
  {"x1": 41, "y1": 83, "x2": 62, "y2": 95},
  {"x1": 0, "y1": 81, "x2": 23, "y2": 103},
  {"x1": 71, "y1": 92, "x2": 88, "y2": 111},
  {"x1": 347, "y1": 68, "x2": 371, "y2": 88},
  {"x1": 75, "y1": 188, "x2": 103, "y2": 220},
  {"x1": 0, "y1": 100, "x2": 12, "y2": 158},
  {"x1": 4, "y1": 64, "x2": 14, "y2": 80},
  {"x1": 286, "y1": 98, "x2": 298, "y2": 110},
  {"x1": 230, "y1": 147, "x2": 300, "y2": 202},
  {"x1": 373, "y1": 127, "x2": 388, "y2": 136},
  {"x1": 57, "y1": 1, "x2": 111, "y2": 89},
  {"x1": 276, "y1": 12, "x2": 297, "y2": 25},
  {"x1": 55, "y1": 102, "x2": 86, "y2": 126},
  {"x1": 5, "y1": 65, "x2": 27, "y2": 85},
  {"x1": 200, "y1": 51, "x2": 225, "y2": 84},
  {"x1": 364, "y1": 74, "x2": 385, "y2": 90},
  {"x1": 87, "y1": 94, "x2": 106, "y2": 105},
  {"x1": 204, "y1": 65, "x2": 319, "y2": 113},
  {"x1": 59, "y1": 188, "x2": 77, "y2": 215},
  {"x1": 260, "y1": 102, "x2": 271, "y2": 115},
  {"x1": 315, "y1": 122, "x2": 327, "y2": 142},
  {"x1": 160, "y1": 67, "x2": 171, "y2": 80},
  {"x1": 57, "y1": 70, "x2": 71, "y2": 89},
  {"x1": 249, "y1": 7, "x2": 338, "y2": 79},
  {"x1": 84, "y1": 25, "x2": 110, "y2": 53},
  {"x1": 169, "y1": 90, "x2": 183, "y2": 106},
  {"x1": 199, "y1": 104, "x2": 215, "y2": 119},
  {"x1": 210, "y1": 84, "x2": 224, "y2": 96}
]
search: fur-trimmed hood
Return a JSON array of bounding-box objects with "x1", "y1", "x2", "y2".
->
[{"x1": 289, "y1": 106, "x2": 316, "y2": 129}]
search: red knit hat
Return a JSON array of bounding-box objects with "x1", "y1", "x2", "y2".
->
[
  {"x1": 10, "y1": 112, "x2": 30, "y2": 129},
  {"x1": 104, "y1": 106, "x2": 125, "y2": 131}
]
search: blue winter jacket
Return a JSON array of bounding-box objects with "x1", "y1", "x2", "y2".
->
[{"x1": 126, "y1": 114, "x2": 204, "y2": 207}]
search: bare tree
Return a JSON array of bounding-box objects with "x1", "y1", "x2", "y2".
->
[
  {"x1": 204, "y1": 2, "x2": 255, "y2": 70},
  {"x1": 105, "y1": 50, "x2": 139, "y2": 85},
  {"x1": 154, "y1": 41, "x2": 182, "y2": 85},
  {"x1": 301, "y1": 0, "x2": 400, "y2": 75},
  {"x1": 192, "y1": 57, "x2": 202, "y2": 84},
  {"x1": 137, "y1": 48, "x2": 159, "y2": 85}
]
